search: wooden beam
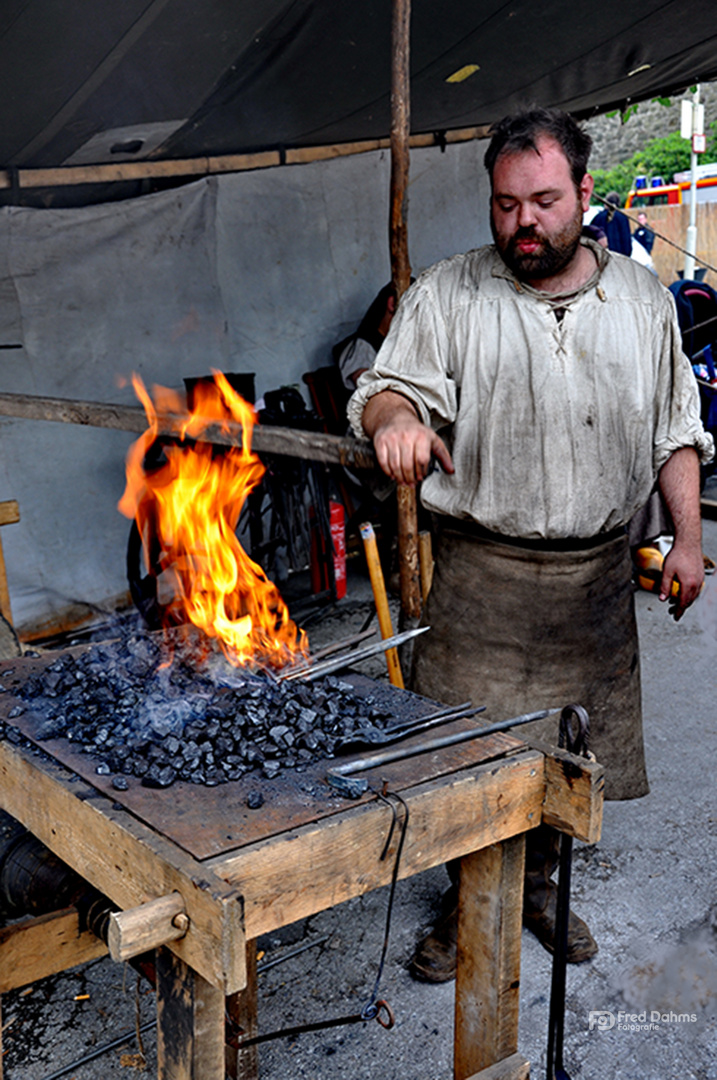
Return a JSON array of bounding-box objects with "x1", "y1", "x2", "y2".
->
[
  {"x1": 462, "y1": 1053, "x2": 531, "y2": 1080},
  {"x1": 0, "y1": 127, "x2": 492, "y2": 191},
  {"x1": 107, "y1": 892, "x2": 189, "y2": 962},
  {"x1": 0, "y1": 907, "x2": 107, "y2": 994},
  {"x1": 0, "y1": 391, "x2": 376, "y2": 470},
  {"x1": 208, "y1": 751, "x2": 545, "y2": 940},
  {"x1": 0, "y1": 737, "x2": 246, "y2": 994},
  {"x1": 532, "y1": 739, "x2": 605, "y2": 844},
  {"x1": 454, "y1": 837, "x2": 526, "y2": 1080}
]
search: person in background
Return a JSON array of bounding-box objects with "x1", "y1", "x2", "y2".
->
[
  {"x1": 590, "y1": 191, "x2": 633, "y2": 255},
  {"x1": 633, "y1": 211, "x2": 655, "y2": 255},
  {"x1": 349, "y1": 106, "x2": 713, "y2": 983},
  {"x1": 582, "y1": 222, "x2": 607, "y2": 247},
  {"x1": 335, "y1": 283, "x2": 398, "y2": 389}
]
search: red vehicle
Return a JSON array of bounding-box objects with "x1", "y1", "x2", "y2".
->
[{"x1": 625, "y1": 173, "x2": 717, "y2": 207}]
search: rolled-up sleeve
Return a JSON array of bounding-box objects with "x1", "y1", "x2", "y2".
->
[
  {"x1": 347, "y1": 271, "x2": 460, "y2": 437},
  {"x1": 653, "y1": 293, "x2": 715, "y2": 472}
]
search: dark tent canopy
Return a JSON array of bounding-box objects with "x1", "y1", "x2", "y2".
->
[{"x1": 3, "y1": 0, "x2": 717, "y2": 173}]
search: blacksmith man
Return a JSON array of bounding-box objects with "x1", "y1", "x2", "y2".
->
[{"x1": 348, "y1": 107, "x2": 714, "y2": 980}]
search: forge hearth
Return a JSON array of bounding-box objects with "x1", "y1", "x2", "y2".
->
[
  {"x1": 5, "y1": 626, "x2": 403, "y2": 792},
  {"x1": 0, "y1": 629, "x2": 603, "y2": 1080}
]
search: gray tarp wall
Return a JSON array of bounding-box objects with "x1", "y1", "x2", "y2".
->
[{"x1": 0, "y1": 138, "x2": 491, "y2": 635}]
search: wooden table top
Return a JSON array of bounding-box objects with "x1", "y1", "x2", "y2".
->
[{"x1": 0, "y1": 653, "x2": 524, "y2": 859}]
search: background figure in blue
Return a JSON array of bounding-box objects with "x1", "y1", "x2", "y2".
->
[
  {"x1": 633, "y1": 211, "x2": 655, "y2": 255},
  {"x1": 591, "y1": 191, "x2": 633, "y2": 255}
]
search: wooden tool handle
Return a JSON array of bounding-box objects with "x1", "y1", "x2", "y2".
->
[{"x1": 359, "y1": 522, "x2": 404, "y2": 688}]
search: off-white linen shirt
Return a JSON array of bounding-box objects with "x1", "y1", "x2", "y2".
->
[{"x1": 348, "y1": 241, "x2": 714, "y2": 540}]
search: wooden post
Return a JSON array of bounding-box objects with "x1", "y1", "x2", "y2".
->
[
  {"x1": 418, "y1": 529, "x2": 434, "y2": 603},
  {"x1": 156, "y1": 946, "x2": 226, "y2": 1080},
  {"x1": 390, "y1": 0, "x2": 423, "y2": 643},
  {"x1": 390, "y1": 0, "x2": 412, "y2": 300},
  {"x1": 225, "y1": 940, "x2": 259, "y2": 1080},
  {"x1": 454, "y1": 836, "x2": 529, "y2": 1080}
]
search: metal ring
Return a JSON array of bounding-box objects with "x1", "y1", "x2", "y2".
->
[
  {"x1": 559, "y1": 703, "x2": 590, "y2": 757},
  {"x1": 374, "y1": 999, "x2": 396, "y2": 1029}
]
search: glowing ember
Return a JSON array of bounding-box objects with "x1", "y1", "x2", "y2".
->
[{"x1": 118, "y1": 371, "x2": 307, "y2": 669}]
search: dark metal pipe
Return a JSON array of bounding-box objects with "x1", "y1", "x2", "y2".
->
[{"x1": 0, "y1": 810, "x2": 87, "y2": 919}]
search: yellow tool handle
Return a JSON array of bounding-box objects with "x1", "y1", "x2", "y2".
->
[
  {"x1": 359, "y1": 522, "x2": 404, "y2": 688},
  {"x1": 636, "y1": 567, "x2": 680, "y2": 597}
]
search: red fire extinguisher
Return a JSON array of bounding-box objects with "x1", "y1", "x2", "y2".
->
[
  {"x1": 310, "y1": 499, "x2": 347, "y2": 600},
  {"x1": 329, "y1": 499, "x2": 347, "y2": 600}
]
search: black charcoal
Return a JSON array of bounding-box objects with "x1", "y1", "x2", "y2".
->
[{"x1": 8, "y1": 625, "x2": 402, "y2": 790}]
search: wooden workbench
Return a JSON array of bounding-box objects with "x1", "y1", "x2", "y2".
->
[{"x1": 0, "y1": 655, "x2": 603, "y2": 1080}]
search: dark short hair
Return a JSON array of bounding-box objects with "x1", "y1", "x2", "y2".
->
[{"x1": 484, "y1": 107, "x2": 593, "y2": 189}]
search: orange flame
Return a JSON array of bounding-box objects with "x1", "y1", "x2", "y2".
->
[{"x1": 118, "y1": 371, "x2": 307, "y2": 668}]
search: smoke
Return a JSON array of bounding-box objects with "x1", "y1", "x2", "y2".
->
[{"x1": 614, "y1": 908, "x2": 717, "y2": 1019}]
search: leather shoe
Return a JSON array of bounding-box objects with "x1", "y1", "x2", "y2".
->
[
  {"x1": 409, "y1": 893, "x2": 458, "y2": 983},
  {"x1": 409, "y1": 884, "x2": 596, "y2": 982},
  {"x1": 523, "y1": 884, "x2": 597, "y2": 963}
]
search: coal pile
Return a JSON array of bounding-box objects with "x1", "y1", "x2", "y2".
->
[{"x1": 11, "y1": 630, "x2": 400, "y2": 791}]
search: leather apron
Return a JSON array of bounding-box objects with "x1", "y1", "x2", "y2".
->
[{"x1": 410, "y1": 519, "x2": 649, "y2": 800}]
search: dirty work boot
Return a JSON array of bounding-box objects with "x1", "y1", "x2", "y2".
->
[
  {"x1": 409, "y1": 885, "x2": 458, "y2": 983},
  {"x1": 523, "y1": 824, "x2": 597, "y2": 963}
]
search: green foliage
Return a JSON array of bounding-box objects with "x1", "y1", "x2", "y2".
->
[{"x1": 590, "y1": 125, "x2": 717, "y2": 204}]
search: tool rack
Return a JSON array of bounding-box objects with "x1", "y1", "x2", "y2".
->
[{"x1": 0, "y1": 656, "x2": 603, "y2": 1080}]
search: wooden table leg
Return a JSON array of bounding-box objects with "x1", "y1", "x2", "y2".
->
[
  {"x1": 226, "y1": 939, "x2": 258, "y2": 1080},
  {"x1": 156, "y1": 946, "x2": 226, "y2": 1080},
  {"x1": 454, "y1": 834, "x2": 530, "y2": 1080}
]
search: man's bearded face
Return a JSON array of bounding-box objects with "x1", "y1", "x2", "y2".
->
[
  {"x1": 490, "y1": 197, "x2": 584, "y2": 281},
  {"x1": 489, "y1": 136, "x2": 589, "y2": 285}
]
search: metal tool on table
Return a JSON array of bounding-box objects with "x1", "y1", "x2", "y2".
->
[
  {"x1": 546, "y1": 703, "x2": 590, "y2": 1080},
  {"x1": 279, "y1": 625, "x2": 429, "y2": 682},
  {"x1": 327, "y1": 706, "x2": 558, "y2": 797},
  {"x1": 333, "y1": 701, "x2": 487, "y2": 754}
]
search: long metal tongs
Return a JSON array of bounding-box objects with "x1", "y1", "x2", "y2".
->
[
  {"x1": 333, "y1": 701, "x2": 486, "y2": 754},
  {"x1": 327, "y1": 706, "x2": 558, "y2": 797}
]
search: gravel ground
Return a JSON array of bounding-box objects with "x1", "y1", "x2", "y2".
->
[{"x1": 2, "y1": 520, "x2": 716, "y2": 1080}]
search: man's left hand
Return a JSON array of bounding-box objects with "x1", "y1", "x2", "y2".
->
[
  {"x1": 659, "y1": 540, "x2": 704, "y2": 620},
  {"x1": 658, "y1": 447, "x2": 704, "y2": 621}
]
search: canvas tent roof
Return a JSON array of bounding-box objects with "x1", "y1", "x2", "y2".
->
[{"x1": 3, "y1": 0, "x2": 717, "y2": 178}]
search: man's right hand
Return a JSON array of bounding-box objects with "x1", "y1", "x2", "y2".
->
[{"x1": 362, "y1": 390, "x2": 454, "y2": 486}]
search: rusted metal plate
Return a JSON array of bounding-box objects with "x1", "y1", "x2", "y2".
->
[{"x1": 0, "y1": 654, "x2": 524, "y2": 861}]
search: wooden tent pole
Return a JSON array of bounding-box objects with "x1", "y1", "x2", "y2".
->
[{"x1": 390, "y1": 0, "x2": 422, "y2": 631}]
